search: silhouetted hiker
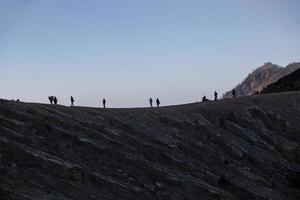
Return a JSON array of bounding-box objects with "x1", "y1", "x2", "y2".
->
[
  {"x1": 48, "y1": 96, "x2": 54, "y2": 104},
  {"x1": 71, "y1": 96, "x2": 74, "y2": 106},
  {"x1": 202, "y1": 96, "x2": 208, "y2": 102},
  {"x1": 156, "y1": 98, "x2": 160, "y2": 107},
  {"x1": 214, "y1": 91, "x2": 218, "y2": 101},
  {"x1": 54, "y1": 97, "x2": 58, "y2": 105},
  {"x1": 232, "y1": 89, "x2": 236, "y2": 98},
  {"x1": 103, "y1": 98, "x2": 106, "y2": 109},
  {"x1": 149, "y1": 97, "x2": 153, "y2": 107}
]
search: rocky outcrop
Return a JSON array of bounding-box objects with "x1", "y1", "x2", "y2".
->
[
  {"x1": 262, "y1": 68, "x2": 300, "y2": 94},
  {"x1": 223, "y1": 62, "x2": 300, "y2": 98},
  {"x1": 0, "y1": 92, "x2": 300, "y2": 200}
]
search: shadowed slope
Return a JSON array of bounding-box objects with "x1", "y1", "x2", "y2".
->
[
  {"x1": 0, "y1": 92, "x2": 300, "y2": 200},
  {"x1": 262, "y1": 68, "x2": 300, "y2": 93}
]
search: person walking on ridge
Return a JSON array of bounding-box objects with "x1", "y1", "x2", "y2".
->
[
  {"x1": 214, "y1": 91, "x2": 218, "y2": 101},
  {"x1": 149, "y1": 97, "x2": 153, "y2": 107},
  {"x1": 156, "y1": 98, "x2": 160, "y2": 108},
  {"x1": 232, "y1": 89, "x2": 236, "y2": 98},
  {"x1": 71, "y1": 96, "x2": 74, "y2": 106},
  {"x1": 103, "y1": 98, "x2": 106, "y2": 109}
]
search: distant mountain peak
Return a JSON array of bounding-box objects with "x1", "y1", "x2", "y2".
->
[
  {"x1": 260, "y1": 62, "x2": 281, "y2": 69},
  {"x1": 223, "y1": 62, "x2": 300, "y2": 98}
]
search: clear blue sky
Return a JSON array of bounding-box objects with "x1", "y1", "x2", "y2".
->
[{"x1": 1, "y1": 0, "x2": 299, "y2": 107}]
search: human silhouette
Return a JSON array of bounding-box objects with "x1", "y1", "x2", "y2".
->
[
  {"x1": 232, "y1": 89, "x2": 236, "y2": 98},
  {"x1": 48, "y1": 96, "x2": 53, "y2": 104},
  {"x1": 54, "y1": 97, "x2": 58, "y2": 105},
  {"x1": 71, "y1": 96, "x2": 74, "y2": 106},
  {"x1": 103, "y1": 98, "x2": 106, "y2": 109},
  {"x1": 149, "y1": 97, "x2": 153, "y2": 107},
  {"x1": 214, "y1": 91, "x2": 218, "y2": 101},
  {"x1": 202, "y1": 96, "x2": 208, "y2": 102},
  {"x1": 156, "y1": 98, "x2": 160, "y2": 107}
]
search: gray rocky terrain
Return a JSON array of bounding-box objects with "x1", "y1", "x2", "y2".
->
[{"x1": 0, "y1": 92, "x2": 300, "y2": 200}]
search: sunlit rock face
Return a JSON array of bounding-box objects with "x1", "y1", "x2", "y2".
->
[
  {"x1": 0, "y1": 92, "x2": 300, "y2": 200},
  {"x1": 223, "y1": 62, "x2": 300, "y2": 98}
]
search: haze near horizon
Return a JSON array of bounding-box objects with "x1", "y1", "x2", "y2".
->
[{"x1": 0, "y1": 0, "x2": 299, "y2": 107}]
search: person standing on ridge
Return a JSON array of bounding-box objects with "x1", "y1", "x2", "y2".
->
[
  {"x1": 156, "y1": 98, "x2": 160, "y2": 108},
  {"x1": 71, "y1": 96, "x2": 74, "y2": 106},
  {"x1": 54, "y1": 97, "x2": 58, "y2": 105},
  {"x1": 149, "y1": 97, "x2": 153, "y2": 107},
  {"x1": 48, "y1": 96, "x2": 53, "y2": 104},
  {"x1": 214, "y1": 91, "x2": 218, "y2": 101},
  {"x1": 103, "y1": 98, "x2": 106, "y2": 109},
  {"x1": 232, "y1": 89, "x2": 236, "y2": 98}
]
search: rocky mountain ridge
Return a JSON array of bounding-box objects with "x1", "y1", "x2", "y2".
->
[
  {"x1": 223, "y1": 62, "x2": 300, "y2": 98},
  {"x1": 0, "y1": 92, "x2": 300, "y2": 200}
]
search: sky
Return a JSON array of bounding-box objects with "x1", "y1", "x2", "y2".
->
[{"x1": 0, "y1": 0, "x2": 299, "y2": 107}]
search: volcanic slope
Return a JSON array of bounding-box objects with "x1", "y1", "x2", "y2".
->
[
  {"x1": 262, "y1": 68, "x2": 300, "y2": 94},
  {"x1": 0, "y1": 92, "x2": 300, "y2": 200}
]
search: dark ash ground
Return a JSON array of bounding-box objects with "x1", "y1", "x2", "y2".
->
[{"x1": 0, "y1": 92, "x2": 299, "y2": 200}]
